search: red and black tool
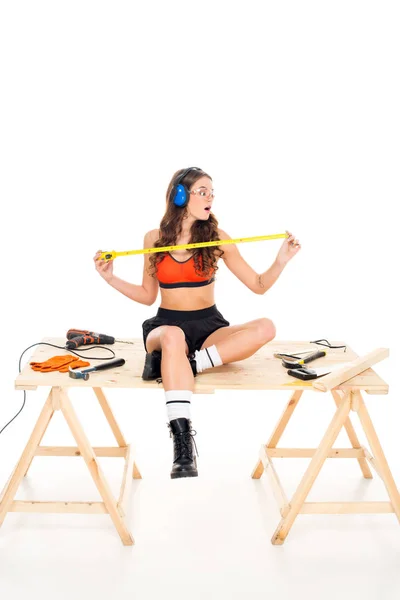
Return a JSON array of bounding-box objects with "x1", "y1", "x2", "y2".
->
[{"x1": 66, "y1": 329, "x2": 135, "y2": 350}]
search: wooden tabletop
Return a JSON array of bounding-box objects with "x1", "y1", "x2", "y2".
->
[{"x1": 14, "y1": 338, "x2": 388, "y2": 395}]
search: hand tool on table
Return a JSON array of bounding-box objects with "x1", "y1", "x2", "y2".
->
[
  {"x1": 98, "y1": 233, "x2": 289, "y2": 261},
  {"x1": 66, "y1": 329, "x2": 135, "y2": 350},
  {"x1": 287, "y1": 362, "x2": 353, "y2": 380},
  {"x1": 274, "y1": 350, "x2": 316, "y2": 359},
  {"x1": 274, "y1": 340, "x2": 347, "y2": 361},
  {"x1": 68, "y1": 357, "x2": 126, "y2": 381},
  {"x1": 281, "y1": 350, "x2": 327, "y2": 369}
]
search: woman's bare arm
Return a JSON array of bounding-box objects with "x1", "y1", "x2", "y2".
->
[{"x1": 94, "y1": 231, "x2": 157, "y2": 306}]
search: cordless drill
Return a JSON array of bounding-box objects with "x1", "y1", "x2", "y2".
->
[{"x1": 66, "y1": 329, "x2": 116, "y2": 350}]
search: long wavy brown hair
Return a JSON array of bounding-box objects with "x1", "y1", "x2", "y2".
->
[{"x1": 147, "y1": 168, "x2": 225, "y2": 279}]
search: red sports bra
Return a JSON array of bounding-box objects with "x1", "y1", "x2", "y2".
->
[{"x1": 156, "y1": 252, "x2": 215, "y2": 289}]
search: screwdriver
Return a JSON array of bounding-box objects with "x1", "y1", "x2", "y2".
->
[{"x1": 66, "y1": 329, "x2": 135, "y2": 350}]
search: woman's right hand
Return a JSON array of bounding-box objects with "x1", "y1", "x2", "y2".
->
[{"x1": 93, "y1": 250, "x2": 114, "y2": 283}]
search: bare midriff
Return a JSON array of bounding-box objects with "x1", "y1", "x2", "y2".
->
[{"x1": 159, "y1": 244, "x2": 220, "y2": 311}]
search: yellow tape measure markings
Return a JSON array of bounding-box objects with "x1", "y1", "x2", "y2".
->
[{"x1": 99, "y1": 233, "x2": 289, "y2": 261}]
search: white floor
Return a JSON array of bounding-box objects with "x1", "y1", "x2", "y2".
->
[{"x1": 1, "y1": 387, "x2": 400, "y2": 600}]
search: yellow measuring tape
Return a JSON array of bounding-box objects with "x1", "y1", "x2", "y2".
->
[{"x1": 99, "y1": 233, "x2": 289, "y2": 261}]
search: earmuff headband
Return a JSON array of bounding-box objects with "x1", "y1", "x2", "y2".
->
[{"x1": 172, "y1": 166, "x2": 202, "y2": 207}]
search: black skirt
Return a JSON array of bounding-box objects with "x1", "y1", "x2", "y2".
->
[{"x1": 142, "y1": 304, "x2": 230, "y2": 354}]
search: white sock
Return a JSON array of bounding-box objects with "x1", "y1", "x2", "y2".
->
[
  {"x1": 165, "y1": 390, "x2": 193, "y2": 422},
  {"x1": 194, "y1": 345, "x2": 223, "y2": 373}
]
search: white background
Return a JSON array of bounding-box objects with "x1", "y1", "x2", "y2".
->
[{"x1": 1, "y1": 2, "x2": 399, "y2": 599}]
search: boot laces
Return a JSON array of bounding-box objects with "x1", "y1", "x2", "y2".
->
[{"x1": 168, "y1": 424, "x2": 199, "y2": 459}]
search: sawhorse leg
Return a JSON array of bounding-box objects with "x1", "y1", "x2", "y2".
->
[
  {"x1": 23, "y1": 387, "x2": 142, "y2": 480},
  {"x1": 0, "y1": 389, "x2": 54, "y2": 526},
  {"x1": 252, "y1": 389, "x2": 372, "y2": 481},
  {"x1": 92, "y1": 387, "x2": 142, "y2": 479},
  {"x1": 0, "y1": 386, "x2": 142, "y2": 545},
  {"x1": 351, "y1": 390, "x2": 400, "y2": 521},
  {"x1": 270, "y1": 391, "x2": 352, "y2": 544},
  {"x1": 252, "y1": 389, "x2": 303, "y2": 480},
  {"x1": 252, "y1": 389, "x2": 400, "y2": 544}
]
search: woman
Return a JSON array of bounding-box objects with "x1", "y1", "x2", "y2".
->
[{"x1": 94, "y1": 167, "x2": 301, "y2": 480}]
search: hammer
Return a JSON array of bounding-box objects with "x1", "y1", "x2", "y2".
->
[
  {"x1": 69, "y1": 357, "x2": 125, "y2": 381},
  {"x1": 281, "y1": 350, "x2": 326, "y2": 369}
]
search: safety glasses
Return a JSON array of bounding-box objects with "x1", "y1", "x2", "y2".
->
[{"x1": 190, "y1": 188, "x2": 215, "y2": 199}]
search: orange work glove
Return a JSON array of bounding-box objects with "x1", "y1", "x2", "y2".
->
[
  {"x1": 58, "y1": 359, "x2": 91, "y2": 373},
  {"x1": 30, "y1": 355, "x2": 78, "y2": 372}
]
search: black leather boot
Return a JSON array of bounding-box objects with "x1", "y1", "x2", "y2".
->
[
  {"x1": 142, "y1": 350, "x2": 162, "y2": 380},
  {"x1": 142, "y1": 350, "x2": 197, "y2": 381},
  {"x1": 167, "y1": 418, "x2": 199, "y2": 478},
  {"x1": 187, "y1": 353, "x2": 198, "y2": 376}
]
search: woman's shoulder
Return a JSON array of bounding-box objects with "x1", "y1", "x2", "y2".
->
[
  {"x1": 145, "y1": 229, "x2": 160, "y2": 243},
  {"x1": 216, "y1": 227, "x2": 231, "y2": 257},
  {"x1": 143, "y1": 230, "x2": 161, "y2": 257},
  {"x1": 217, "y1": 227, "x2": 229, "y2": 239}
]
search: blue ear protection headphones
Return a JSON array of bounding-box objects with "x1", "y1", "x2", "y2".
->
[{"x1": 172, "y1": 167, "x2": 203, "y2": 207}]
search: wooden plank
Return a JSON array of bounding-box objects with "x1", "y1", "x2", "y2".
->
[
  {"x1": 24, "y1": 401, "x2": 55, "y2": 477},
  {"x1": 0, "y1": 464, "x2": 19, "y2": 505},
  {"x1": 331, "y1": 390, "x2": 372, "y2": 479},
  {"x1": 15, "y1": 385, "x2": 38, "y2": 391},
  {"x1": 59, "y1": 389, "x2": 134, "y2": 546},
  {"x1": 51, "y1": 387, "x2": 61, "y2": 411},
  {"x1": 93, "y1": 387, "x2": 126, "y2": 446},
  {"x1": 268, "y1": 390, "x2": 303, "y2": 447},
  {"x1": 355, "y1": 392, "x2": 400, "y2": 523},
  {"x1": 271, "y1": 391, "x2": 352, "y2": 545},
  {"x1": 260, "y1": 446, "x2": 290, "y2": 517},
  {"x1": 10, "y1": 501, "x2": 107, "y2": 514},
  {"x1": 14, "y1": 339, "x2": 388, "y2": 393},
  {"x1": 313, "y1": 348, "x2": 389, "y2": 392},
  {"x1": 351, "y1": 393, "x2": 361, "y2": 412},
  {"x1": 251, "y1": 390, "x2": 302, "y2": 479},
  {"x1": 35, "y1": 446, "x2": 127, "y2": 457},
  {"x1": 251, "y1": 458, "x2": 265, "y2": 479},
  {"x1": 133, "y1": 461, "x2": 142, "y2": 479},
  {"x1": 361, "y1": 445, "x2": 383, "y2": 479},
  {"x1": 118, "y1": 444, "x2": 135, "y2": 518},
  {"x1": 301, "y1": 502, "x2": 393, "y2": 514},
  {"x1": 0, "y1": 392, "x2": 54, "y2": 526},
  {"x1": 266, "y1": 448, "x2": 365, "y2": 458}
]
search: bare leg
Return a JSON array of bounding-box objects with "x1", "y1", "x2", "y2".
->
[
  {"x1": 160, "y1": 327, "x2": 194, "y2": 391},
  {"x1": 201, "y1": 318, "x2": 276, "y2": 364},
  {"x1": 145, "y1": 317, "x2": 276, "y2": 380}
]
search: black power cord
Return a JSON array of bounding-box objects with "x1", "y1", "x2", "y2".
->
[
  {"x1": 0, "y1": 342, "x2": 116, "y2": 437},
  {"x1": 310, "y1": 338, "x2": 347, "y2": 351}
]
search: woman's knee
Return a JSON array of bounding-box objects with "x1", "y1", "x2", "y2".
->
[
  {"x1": 160, "y1": 326, "x2": 188, "y2": 352},
  {"x1": 255, "y1": 318, "x2": 276, "y2": 342}
]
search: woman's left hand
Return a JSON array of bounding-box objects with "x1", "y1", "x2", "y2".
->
[{"x1": 276, "y1": 230, "x2": 301, "y2": 267}]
